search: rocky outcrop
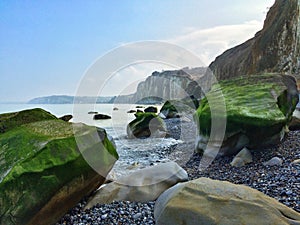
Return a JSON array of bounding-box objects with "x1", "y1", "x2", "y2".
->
[
  {"x1": 154, "y1": 177, "x2": 300, "y2": 225},
  {"x1": 194, "y1": 74, "x2": 299, "y2": 156},
  {"x1": 208, "y1": 0, "x2": 300, "y2": 84},
  {"x1": 127, "y1": 112, "x2": 167, "y2": 138},
  {"x1": 0, "y1": 108, "x2": 118, "y2": 225},
  {"x1": 85, "y1": 162, "x2": 188, "y2": 208}
]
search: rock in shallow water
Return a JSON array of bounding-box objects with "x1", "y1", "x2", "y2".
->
[
  {"x1": 154, "y1": 177, "x2": 300, "y2": 225},
  {"x1": 127, "y1": 112, "x2": 167, "y2": 138},
  {"x1": 0, "y1": 108, "x2": 118, "y2": 225},
  {"x1": 93, "y1": 113, "x2": 111, "y2": 120},
  {"x1": 144, "y1": 106, "x2": 158, "y2": 113},
  {"x1": 59, "y1": 114, "x2": 73, "y2": 122}
]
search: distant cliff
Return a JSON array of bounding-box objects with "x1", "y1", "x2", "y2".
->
[
  {"x1": 114, "y1": 67, "x2": 207, "y2": 103},
  {"x1": 208, "y1": 0, "x2": 300, "y2": 83},
  {"x1": 28, "y1": 95, "x2": 115, "y2": 104},
  {"x1": 28, "y1": 67, "x2": 207, "y2": 104}
]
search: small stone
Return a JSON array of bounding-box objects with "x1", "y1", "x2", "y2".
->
[
  {"x1": 101, "y1": 214, "x2": 108, "y2": 219},
  {"x1": 263, "y1": 157, "x2": 283, "y2": 166},
  {"x1": 230, "y1": 148, "x2": 253, "y2": 167},
  {"x1": 291, "y1": 159, "x2": 300, "y2": 165},
  {"x1": 133, "y1": 213, "x2": 142, "y2": 220}
]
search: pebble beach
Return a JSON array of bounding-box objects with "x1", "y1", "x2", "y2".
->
[{"x1": 56, "y1": 118, "x2": 300, "y2": 225}]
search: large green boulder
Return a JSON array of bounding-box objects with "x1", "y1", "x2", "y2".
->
[
  {"x1": 0, "y1": 108, "x2": 118, "y2": 225},
  {"x1": 127, "y1": 112, "x2": 167, "y2": 138},
  {"x1": 195, "y1": 74, "x2": 299, "y2": 156}
]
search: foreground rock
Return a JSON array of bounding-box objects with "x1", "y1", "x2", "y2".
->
[
  {"x1": 155, "y1": 177, "x2": 300, "y2": 225},
  {"x1": 195, "y1": 74, "x2": 299, "y2": 156},
  {"x1": 0, "y1": 108, "x2": 118, "y2": 225},
  {"x1": 127, "y1": 112, "x2": 167, "y2": 138},
  {"x1": 85, "y1": 162, "x2": 188, "y2": 208}
]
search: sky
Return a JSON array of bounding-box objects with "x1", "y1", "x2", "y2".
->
[{"x1": 0, "y1": 0, "x2": 275, "y2": 102}]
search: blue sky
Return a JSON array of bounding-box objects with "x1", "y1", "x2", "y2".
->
[{"x1": 0, "y1": 0, "x2": 274, "y2": 102}]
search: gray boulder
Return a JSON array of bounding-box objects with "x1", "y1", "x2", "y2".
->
[
  {"x1": 230, "y1": 147, "x2": 253, "y2": 167},
  {"x1": 85, "y1": 162, "x2": 188, "y2": 208},
  {"x1": 155, "y1": 177, "x2": 300, "y2": 225}
]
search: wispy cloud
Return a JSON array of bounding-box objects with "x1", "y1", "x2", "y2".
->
[{"x1": 168, "y1": 20, "x2": 264, "y2": 66}]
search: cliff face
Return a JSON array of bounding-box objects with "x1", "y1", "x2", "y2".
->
[
  {"x1": 135, "y1": 68, "x2": 204, "y2": 100},
  {"x1": 209, "y1": 0, "x2": 300, "y2": 82},
  {"x1": 115, "y1": 67, "x2": 206, "y2": 103}
]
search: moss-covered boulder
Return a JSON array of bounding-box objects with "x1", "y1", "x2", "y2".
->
[
  {"x1": 195, "y1": 74, "x2": 299, "y2": 156},
  {"x1": 0, "y1": 108, "x2": 118, "y2": 225},
  {"x1": 127, "y1": 112, "x2": 167, "y2": 138},
  {"x1": 159, "y1": 101, "x2": 179, "y2": 118},
  {"x1": 160, "y1": 97, "x2": 199, "y2": 119}
]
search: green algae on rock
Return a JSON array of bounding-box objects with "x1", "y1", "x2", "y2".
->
[
  {"x1": 194, "y1": 74, "x2": 299, "y2": 156},
  {"x1": 0, "y1": 108, "x2": 57, "y2": 133},
  {"x1": 127, "y1": 112, "x2": 167, "y2": 138},
  {"x1": 160, "y1": 96, "x2": 199, "y2": 119},
  {"x1": 0, "y1": 108, "x2": 118, "y2": 225}
]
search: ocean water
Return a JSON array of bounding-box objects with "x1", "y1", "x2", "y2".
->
[{"x1": 0, "y1": 103, "x2": 181, "y2": 179}]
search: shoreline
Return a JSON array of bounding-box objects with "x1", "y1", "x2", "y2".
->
[{"x1": 56, "y1": 118, "x2": 300, "y2": 224}]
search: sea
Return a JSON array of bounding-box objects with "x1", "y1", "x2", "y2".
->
[{"x1": 0, "y1": 103, "x2": 181, "y2": 179}]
